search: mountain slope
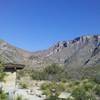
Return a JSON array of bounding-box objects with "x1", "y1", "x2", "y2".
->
[
  {"x1": 0, "y1": 35, "x2": 100, "y2": 70},
  {"x1": 0, "y1": 40, "x2": 31, "y2": 64}
]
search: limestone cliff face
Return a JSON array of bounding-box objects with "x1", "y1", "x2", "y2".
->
[{"x1": 0, "y1": 35, "x2": 100, "y2": 69}]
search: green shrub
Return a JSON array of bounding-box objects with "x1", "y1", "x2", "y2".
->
[
  {"x1": 42, "y1": 89, "x2": 51, "y2": 97},
  {"x1": 72, "y1": 86, "x2": 88, "y2": 100},
  {"x1": 41, "y1": 83, "x2": 49, "y2": 90},
  {"x1": 41, "y1": 82, "x2": 66, "y2": 99},
  {"x1": 15, "y1": 95, "x2": 23, "y2": 100},
  {"x1": 72, "y1": 79, "x2": 97, "y2": 100},
  {"x1": 0, "y1": 91, "x2": 8, "y2": 100},
  {"x1": 31, "y1": 63, "x2": 68, "y2": 81},
  {"x1": 40, "y1": 79, "x2": 99, "y2": 100},
  {"x1": 44, "y1": 63, "x2": 63, "y2": 74},
  {"x1": 19, "y1": 82, "x2": 28, "y2": 89},
  {"x1": 94, "y1": 85, "x2": 100, "y2": 96},
  {"x1": 83, "y1": 82, "x2": 94, "y2": 91},
  {"x1": 0, "y1": 71, "x2": 6, "y2": 81},
  {"x1": 46, "y1": 95, "x2": 58, "y2": 100},
  {"x1": 72, "y1": 84, "x2": 96, "y2": 100}
]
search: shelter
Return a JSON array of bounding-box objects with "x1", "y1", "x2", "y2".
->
[
  {"x1": 2, "y1": 63, "x2": 25, "y2": 95},
  {"x1": 4, "y1": 63, "x2": 25, "y2": 72}
]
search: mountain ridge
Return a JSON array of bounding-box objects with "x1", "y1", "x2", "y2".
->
[{"x1": 0, "y1": 34, "x2": 100, "y2": 69}]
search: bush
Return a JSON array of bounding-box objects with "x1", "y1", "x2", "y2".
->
[
  {"x1": 31, "y1": 63, "x2": 68, "y2": 81},
  {"x1": 72, "y1": 83, "x2": 96, "y2": 100},
  {"x1": 46, "y1": 95, "x2": 58, "y2": 100},
  {"x1": 44, "y1": 63, "x2": 63, "y2": 74},
  {"x1": 83, "y1": 82, "x2": 94, "y2": 91},
  {"x1": 94, "y1": 85, "x2": 100, "y2": 96},
  {"x1": 19, "y1": 82, "x2": 28, "y2": 89},
  {"x1": 41, "y1": 82, "x2": 66, "y2": 99},
  {"x1": 41, "y1": 83, "x2": 49, "y2": 90},
  {"x1": 0, "y1": 91, "x2": 8, "y2": 100},
  {"x1": 40, "y1": 79, "x2": 99, "y2": 100},
  {"x1": 0, "y1": 71, "x2": 6, "y2": 81},
  {"x1": 15, "y1": 95, "x2": 23, "y2": 100},
  {"x1": 72, "y1": 86, "x2": 88, "y2": 100}
]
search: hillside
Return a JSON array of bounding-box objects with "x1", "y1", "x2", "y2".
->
[{"x1": 0, "y1": 35, "x2": 100, "y2": 70}]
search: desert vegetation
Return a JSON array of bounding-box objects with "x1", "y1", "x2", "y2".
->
[
  {"x1": 15, "y1": 95, "x2": 23, "y2": 100},
  {"x1": 40, "y1": 78, "x2": 100, "y2": 100},
  {"x1": 0, "y1": 91, "x2": 8, "y2": 100},
  {"x1": 0, "y1": 56, "x2": 100, "y2": 100},
  {"x1": 18, "y1": 63, "x2": 69, "y2": 82}
]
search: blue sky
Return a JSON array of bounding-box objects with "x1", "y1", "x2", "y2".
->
[{"x1": 0, "y1": 0, "x2": 100, "y2": 51}]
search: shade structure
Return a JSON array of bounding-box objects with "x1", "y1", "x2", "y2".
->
[{"x1": 4, "y1": 63, "x2": 25, "y2": 72}]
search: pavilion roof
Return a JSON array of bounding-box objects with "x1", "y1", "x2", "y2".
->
[{"x1": 4, "y1": 63, "x2": 25, "y2": 69}]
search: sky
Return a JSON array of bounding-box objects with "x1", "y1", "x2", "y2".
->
[{"x1": 0, "y1": 0, "x2": 100, "y2": 51}]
